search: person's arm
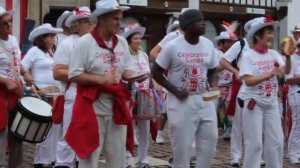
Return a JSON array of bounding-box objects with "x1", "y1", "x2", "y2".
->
[
  {"x1": 53, "y1": 64, "x2": 69, "y2": 82},
  {"x1": 241, "y1": 69, "x2": 277, "y2": 86},
  {"x1": 286, "y1": 76, "x2": 300, "y2": 85},
  {"x1": 149, "y1": 45, "x2": 162, "y2": 61},
  {"x1": 207, "y1": 68, "x2": 219, "y2": 88},
  {"x1": 70, "y1": 72, "x2": 116, "y2": 85},
  {"x1": 151, "y1": 62, "x2": 189, "y2": 100},
  {"x1": 0, "y1": 77, "x2": 23, "y2": 95},
  {"x1": 284, "y1": 56, "x2": 291, "y2": 75},
  {"x1": 220, "y1": 58, "x2": 239, "y2": 79}
]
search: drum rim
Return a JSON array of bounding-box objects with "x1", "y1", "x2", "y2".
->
[{"x1": 17, "y1": 97, "x2": 52, "y2": 122}]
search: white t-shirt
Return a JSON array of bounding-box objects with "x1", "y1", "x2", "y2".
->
[
  {"x1": 130, "y1": 51, "x2": 151, "y2": 90},
  {"x1": 239, "y1": 49, "x2": 284, "y2": 106},
  {"x1": 222, "y1": 38, "x2": 250, "y2": 68},
  {"x1": 222, "y1": 38, "x2": 250, "y2": 99},
  {"x1": 285, "y1": 53, "x2": 300, "y2": 96},
  {"x1": 53, "y1": 34, "x2": 80, "y2": 98},
  {"x1": 158, "y1": 30, "x2": 182, "y2": 48},
  {"x1": 156, "y1": 36, "x2": 218, "y2": 94},
  {"x1": 69, "y1": 33, "x2": 133, "y2": 115},
  {"x1": 56, "y1": 33, "x2": 68, "y2": 47},
  {"x1": 215, "y1": 49, "x2": 232, "y2": 86},
  {"x1": 21, "y1": 46, "x2": 60, "y2": 89},
  {"x1": 0, "y1": 35, "x2": 21, "y2": 80}
]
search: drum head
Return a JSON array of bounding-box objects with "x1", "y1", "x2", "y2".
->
[{"x1": 19, "y1": 97, "x2": 52, "y2": 117}]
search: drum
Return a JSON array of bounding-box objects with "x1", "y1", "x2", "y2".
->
[
  {"x1": 132, "y1": 89, "x2": 163, "y2": 120},
  {"x1": 202, "y1": 90, "x2": 221, "y2": 101},
  {"x1": 10, "y1": 96, "x2": 52, "y2": 143}
]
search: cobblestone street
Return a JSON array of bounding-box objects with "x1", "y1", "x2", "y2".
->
[{"x1": 20, "y1": 129, "x2": 299, "y2": 168}]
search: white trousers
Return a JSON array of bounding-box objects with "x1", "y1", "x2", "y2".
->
[
  {"x1": 136, "y1": 120, "x2": 150, "y2": 164},
  {"x1": 230, "y1": 100, "x2": 243, "y2": 161},
  {"x1": 55, "y1": 98, "x2": 77, "y2": 167},
  {"x1": 78, "y1": 115, "x2": 127, "y2": 168},
  {"x1": 242, "y1": 99, "x2": 283, "y2": 168},
  {"x1": 167, "y1": 94, "x2": 218, "y2": 168},
  {"x1": 34, "y1": 124, "x2": 60, "y2": 164},
  {"x1": 288, "y1": 93, "x2": 300, "y2": 159}
]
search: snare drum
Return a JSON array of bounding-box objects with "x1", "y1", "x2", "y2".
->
[
  {"x1": 10, "y1": 96, "x2": 52, "y2": 143},
  {"x1": 132, "y1": 89, "x2": 163, "y2": 120}
]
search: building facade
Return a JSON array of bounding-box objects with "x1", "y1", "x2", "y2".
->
[{"x1": 0, "y1": 0, "x2": 298, "y2": 53}]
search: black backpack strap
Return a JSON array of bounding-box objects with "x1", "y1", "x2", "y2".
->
[{"x1": 235, "y1": 38, "x2": 245, "y2": 64}]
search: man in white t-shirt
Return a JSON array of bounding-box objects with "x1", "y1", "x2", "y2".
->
[
  {"x1": 285, "y1": 39, "x2": 300, "y2": 164},
  {"x1": 152, "y1": 9, "x2": 218, "y2": 168},
  {"x1": 214, "y1": 29, "x2": 237, "y2": 141},
  {"x1": 291, "y1": 23, "x2": 300, "y2": 41},
  {"x1": 66, "y1": 0, "x2": 135, "y2": 167},
  {"x1": 0, "y1": 6, "x2": 29, "y2": 168}
]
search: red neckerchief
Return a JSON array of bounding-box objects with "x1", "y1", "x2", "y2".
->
[
  {"x1": 253, "y1": 44, "x2": 268, "y2": 54},
  {"x1": 91, "y1": 29, "x2": 118, "y2": 53}
]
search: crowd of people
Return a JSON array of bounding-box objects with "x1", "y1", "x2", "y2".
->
[{"x1": 0, "y1": 0, "x2": 300, "y2": 168}]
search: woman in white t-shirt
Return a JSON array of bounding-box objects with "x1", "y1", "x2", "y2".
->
[
  {"x1": 21, "y1": 23, "x2": 63, "y2": 168},
  {"x1": 122, "y1": 25, "x2": 152, "y2": 168},
  {"x1": 238, "y1": 17, "x2": 291, "y2": 168},
  {"x1": 285, "y1": 39, "x2": 300, "y2": 164}
]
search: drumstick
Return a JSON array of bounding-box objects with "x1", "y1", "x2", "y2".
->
[{"x1": 31, "y1": 85, "x2": 42, "y2": 99}]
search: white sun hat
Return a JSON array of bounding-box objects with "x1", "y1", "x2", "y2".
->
[
  {"x1": 65, "y1": 6, "x2": 91, "y2": 28},
  {"x1": 244, "y1": 16, "x2": 278, "y2": 42},
  {"x1": 29, "y1": 23, "x2": 63, "y2": 41},
  {"x1": 215, "y1": 31, "x2": 237, "y2": 45},
  {"x1": 290, "y1": 24, "x2": 300, "y2": 35},
  {"x1": 90, "y1": 0, "x2": 130, "y2": 22},
  {"x1": 122, "y1": 24, "x2": 146, "y2": 39},
  {"x1": 0, "y1": 6, "x2": 14, "y2": 17},
  {"x1": 166, "y1": 20, "x2": 180, "y2": 34},
  {"x1": 56, "y1": 10, "x2": 72, "y2": 28}
]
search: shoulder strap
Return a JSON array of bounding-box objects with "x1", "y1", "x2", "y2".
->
[
  {"x1": 235, "y1": 38, "x2": 245, "y2": 63},
  {"x1": 236, "y1": 38, "x2": 245, "y2": 63}
]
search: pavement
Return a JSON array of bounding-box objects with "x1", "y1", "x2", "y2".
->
[{"x1": 20, "y1": 129, "x2": 299, "y2": 168}]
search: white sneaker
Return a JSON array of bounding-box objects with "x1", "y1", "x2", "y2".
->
[
  {"x1": 260, "y1": 159, "x2": 265, "y2": 166},
  {"x1": 290, "y1": 158, "x2": 300, "y2": 164},
  {"x1": 223, "y1": 127, "x2": 232, "y2": 141},
  {"x1": 134, "y1": 136, "x2": 139, "y2": 146},
  {"x1": 156, "y1": 131, "x2": 164, "y2": 144},
  {"x1": 230, "y1": 159, "x2": 240, "y2": 167},
  {"x1": 126, "y1": 151, "x2": 133, "y2": 167}
]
